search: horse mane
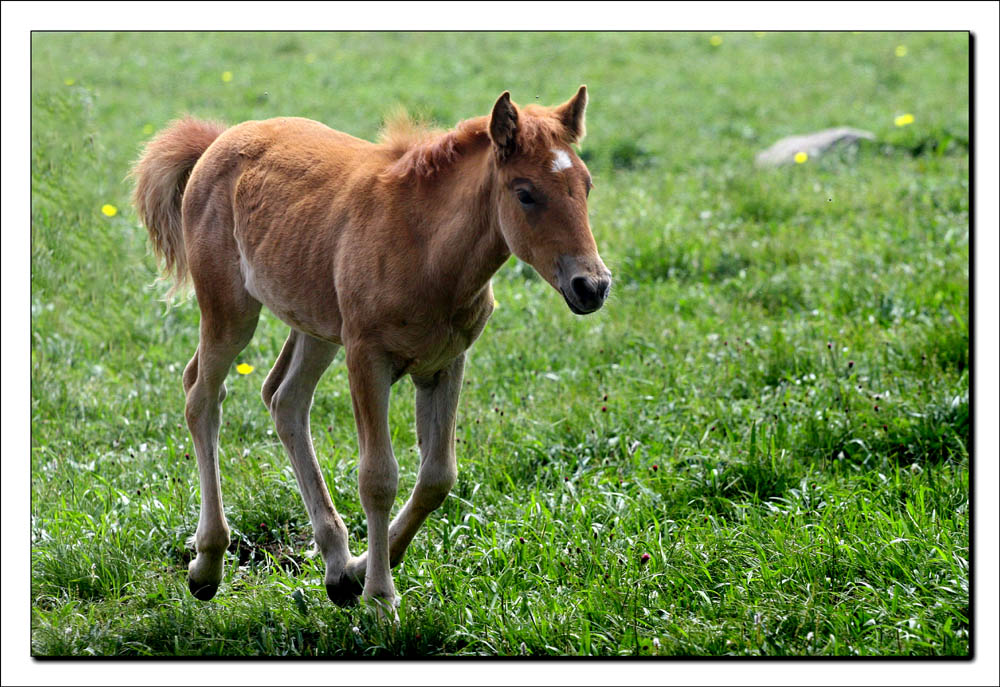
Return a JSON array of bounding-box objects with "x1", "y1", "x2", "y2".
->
[{"x1": 378, "y1": 104, "x2": 570, "y2": 180}]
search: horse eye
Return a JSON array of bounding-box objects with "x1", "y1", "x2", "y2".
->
[{"x1": 516, "y1": 189, "x2": 535, "y2": 207}]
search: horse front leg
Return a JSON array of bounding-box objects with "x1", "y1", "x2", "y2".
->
[
  {"x1": 345, "y1": 354, "x2": 464, "y2": 585},
  {"x1": 343, "y1": 344, "x2": 399, "y2": 615}
]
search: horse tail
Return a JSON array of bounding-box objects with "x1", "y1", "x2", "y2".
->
[{"x1": 130, "y1": 116, "x2": 228, "y2": 298}]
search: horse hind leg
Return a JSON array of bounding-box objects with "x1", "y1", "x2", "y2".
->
[
  {"x1": 184, "y1": 278, "x2": 261, "y2": 600},
  {"x1": 264, "y1": 331, "x2": 357, "y2": 606}
]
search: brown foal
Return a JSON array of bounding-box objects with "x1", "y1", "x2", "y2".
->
[{"x1": 132, "y1": 86, "x2": 611, "y2": 612}]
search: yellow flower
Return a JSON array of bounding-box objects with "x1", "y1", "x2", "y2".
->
[
  {"x1": 709, "y1": 35, "x2": 723, "y2": 47},
  {"x1": 493, "y1": 298, "x2": 499, "y2": 309},
  {"x1": 221, "y1": 71, "x2": 233, "y2": 83},
  {"x1": 794, "y1": 152, "x2": 808, "y2": 164},
  {"x1": 101, "y1": 204, "x2": 118, "y2": 217},
  {"x1": 142, "y1": 123, "x2": 154, "y2": 135},
  {"x1": 305, "y1": 53, "x2": 317, "y2": 64},
  {"x1": 895, "y1": 45, "x2": 907, "y2": 57},
  {"x1": 894, "y1": 113, "x2": 914, "y2": 127},
  {"x1": 753, "y1": 32, "x2": 766, "y2": 38},
  {"x1": 236, "y1": 363, "x2": 254, "y2": 375},
  {"x1": 63, "y1": 78, "x2": 75, "y2": 86}
]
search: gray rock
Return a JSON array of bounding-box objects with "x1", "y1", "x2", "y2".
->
[{"x1": 755, "y1": 127, "x2": 875, "y2": 166}]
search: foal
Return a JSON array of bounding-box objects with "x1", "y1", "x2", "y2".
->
[{"x1": 132, "y1": 87, "x2": 611, "y2": 611}]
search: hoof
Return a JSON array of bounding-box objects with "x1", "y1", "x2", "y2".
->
[
  {"x1": 326, "y1": 574, "x2": 363, "y2": 607},
  {"x1": 188, "y1": 577, "x2": 220, "y2": 601},
  {"x1": 362, "y1": 594, "x2": 401, "y2": 623}
]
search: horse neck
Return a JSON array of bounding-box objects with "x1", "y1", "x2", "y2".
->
[{"x1": 420, "y1": 150, "x2": 510, "y2": 305}]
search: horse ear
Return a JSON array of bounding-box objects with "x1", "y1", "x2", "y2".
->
[
  {"x1": 489, "y1": 91, "x2": 519, "y2": 161},
  {"x1": 555, "y1": 85, "x2": 588, "y2": 143}
]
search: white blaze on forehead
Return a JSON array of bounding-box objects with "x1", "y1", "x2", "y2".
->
[{"x1": 550, "y1": 148, "x2": 573, "y2": 173}]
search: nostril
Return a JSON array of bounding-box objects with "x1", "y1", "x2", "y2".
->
[
  {"x1": 596, "y1": 278, "x2": 611, "y2": 300},
  {"x1": 571, "y1": 276, "x2": 593, "y2": 302}
]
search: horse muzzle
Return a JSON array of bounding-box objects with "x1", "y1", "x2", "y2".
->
[{"x1": 557, "y1": 256, "x2": 612, "y2": 315}]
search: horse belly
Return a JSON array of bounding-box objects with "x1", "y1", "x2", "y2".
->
[
  {"x1": 231, "y1": 177, "x2": 355, "y2": 342},
  {"x1": 236, "y1": 235, "x2": 344, "y2": 344}
]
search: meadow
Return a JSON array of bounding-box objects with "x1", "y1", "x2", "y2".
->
[{"x1": 30, "y1": 31, "x2": 969, "y2": 656}]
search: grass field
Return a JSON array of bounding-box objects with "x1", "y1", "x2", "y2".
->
[{"x1": 30, "y1": 31, "x2": 969, "y2": 656}]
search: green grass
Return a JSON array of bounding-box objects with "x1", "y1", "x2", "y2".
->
[{"x1": 30, "y1": 31, "x2": 969, "y2": 656}]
